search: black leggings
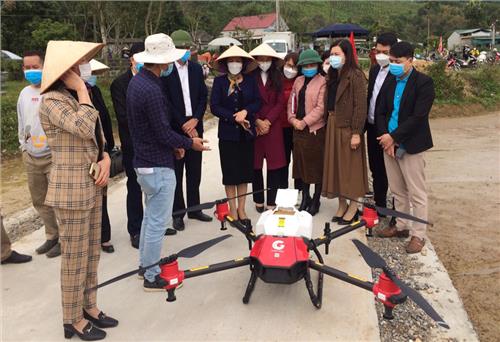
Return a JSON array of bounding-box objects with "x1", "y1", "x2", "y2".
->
[{"x1": 252, "y1": 168, "x2": 282, "y2": 206}]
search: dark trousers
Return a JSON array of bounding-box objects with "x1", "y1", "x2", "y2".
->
[
  {"x1": 253, "y1": 168, "x2": 282, "y2": 206},
  {"x1": 101, "y1": 194, "x2": 110, "y2": 243},
  {"x1": 366, "y1": 122, "x2": 389, "y2": 208},
  {"x1": 123, "y1": 151, "x2": 143, "y2": 237},
  {"x1": 173, "y1": 148, "x2": 202, "y2": 219},
  {"x1": 281, "y1": 127, "x2": 302, "y2": 190}
]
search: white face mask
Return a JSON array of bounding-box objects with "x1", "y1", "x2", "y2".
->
[
  {"x1": 322, "y1": 62, "x2": 330, "y2": 74},
  {"x1": 283, "y1": 66, "x2": 298, "y2": 79},
  {"x1": 227, "y1": 62, "x2": 243, "y2": 75},
  {"x1": 258, "y1": 61, "x2": 272, "y2": 72},
  {"x1": 79, "y1": 63, "x2": 92, "y2": 81},
  {"x1": 375, "y1": 53, "x2": 390, "y2": 67}
]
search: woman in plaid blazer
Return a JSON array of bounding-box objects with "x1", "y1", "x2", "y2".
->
[{"x1": 39, "y1": 41, "x2": 118, "y2": 341}]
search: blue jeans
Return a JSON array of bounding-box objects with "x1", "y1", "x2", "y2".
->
[{"x1": 135, "y1": 167, "x2": 176, "y2": 282}]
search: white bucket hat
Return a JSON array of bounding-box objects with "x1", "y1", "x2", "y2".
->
[{"x1": 133, "y1": 33, "x2": 186, "y2": 64}]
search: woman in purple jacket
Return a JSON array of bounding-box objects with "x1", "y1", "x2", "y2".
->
[
  {"x1": 210, "y1": 46, "x2": 261, "y2": 228},
  {"x1": 249, "y1": 43, "x2": 286, "y2": 212}
]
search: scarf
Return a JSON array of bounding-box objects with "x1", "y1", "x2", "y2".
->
[{"x1": 227, "y1": 73, "x2": 243, "y2": 96}]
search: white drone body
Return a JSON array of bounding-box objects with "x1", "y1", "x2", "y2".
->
[{"x1": 255, "y1": 189, "x2": 313, "y2": 239}]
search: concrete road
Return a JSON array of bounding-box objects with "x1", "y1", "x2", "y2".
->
[{"x1": 1, "y1": 120, "x2": 380, "y2": 341}]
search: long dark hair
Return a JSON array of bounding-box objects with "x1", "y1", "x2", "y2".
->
[
  {"x1": 255, "y1": 58, "x2": 282, "y2": 92},
  {"x1": 327, "y1": 39, "x2": 362, "y2": 85}
]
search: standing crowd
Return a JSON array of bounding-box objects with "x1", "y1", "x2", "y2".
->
[{"x1": 2, "y1": 30, "x2": 435, "y2": 340}]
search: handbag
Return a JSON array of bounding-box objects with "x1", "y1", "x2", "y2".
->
[{"x1": 109, "y1": 146, "x2": 124, "y2": 178}]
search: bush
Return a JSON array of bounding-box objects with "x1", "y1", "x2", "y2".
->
[
  {"x1": 461, "y1": 66, "x2": 500, "y2": 108},
  {"x1": 1, "y1": 81, "x2": 26, "y2": 153},
  {"x1": 1, "y1": 60, "x2": 23, "y2": 81},
  {"x1": 424, "y1": 61, "x2": 464, "y2": 103}
]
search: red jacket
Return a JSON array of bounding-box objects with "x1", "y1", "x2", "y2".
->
[
  {"x1": 254, "y1": 73, "x2": 287, "y2": 170},
  {"x1": 280, "y1": 77, "x2": 295, "y2": 128}
]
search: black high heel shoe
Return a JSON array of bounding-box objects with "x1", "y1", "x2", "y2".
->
[
  {"x1": 307, "y1": 197, "x2": 321, "y2": 216},
  {"x1": 255, "y1": 204, "x2": 265, "y2": 213},
  {"x1": 338, "y1": 211, "x2": 359, "y2": 225},
  {"x1": 298, "y1": 193, "x2": 312, "y2": 211},
  {"x1": 101, "y1": 244, "x2": 114, "y2": 253},
  {"x1": 331, "y1": 208, "x2": 348, "y2": 222},
  {"x1": 63, "y1": 322, "x2": 106, "y2": 341},
  {"x1": 83, "y1": 310, "x2": 119, "y2": 328}
]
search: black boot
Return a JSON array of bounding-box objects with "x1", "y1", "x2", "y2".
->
[
  {"x1": 307, "y1": 184, "x2": 322, "y2": 216},
  {"x1": 298, "y1": 184, "x2": 311, "y2": 211}
]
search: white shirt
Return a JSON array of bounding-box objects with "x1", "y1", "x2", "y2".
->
[
  {"x1": 368, "y1": 65, "x2": 389, "y2": 124},
  {"x1": 175, "y1": 60, "x2": 193, "y2": 117},
  {"x1": 17, "y1": 85, "x2": 50, "y2": 157},
  {"x1": 260, "y1": 71, "x2": 268, "y2": 86}
]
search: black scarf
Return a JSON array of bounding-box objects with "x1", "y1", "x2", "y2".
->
[{"x1": 296, "y1": 77, "x2": 312, "y2": 120}]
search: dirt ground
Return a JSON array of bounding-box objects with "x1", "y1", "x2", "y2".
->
[
  {"x1": 1, "y1": 113, "x2": 499, "y2": 340},
  {"x1": 426, "y1": 112, "x2": 500, "y2": 342}
]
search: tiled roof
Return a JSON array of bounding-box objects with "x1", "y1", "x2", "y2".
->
[{"x1": 223, "y1": 13, "x2": 277, "y2": 31}]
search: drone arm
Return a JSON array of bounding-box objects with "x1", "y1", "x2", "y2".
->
[
  {"x1": 311, "y1": 220, "x2": 366, "y2": 249},
  {"x1": 308, "y1": 260, "x2": 374, "y2": 292},
  {"x1": 182, "y1": 257, "x2": 251, "y2": 280},
  {"x1": 225, "y1": 216, "x2": 258, "y2": 242}
]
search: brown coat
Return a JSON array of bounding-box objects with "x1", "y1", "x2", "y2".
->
[
  {"x1": 39, "y1": 87, "x2": 104, "y2": 210},
  {"x1": 325, "y1": 68, "x2": 367, "y2": 134}
]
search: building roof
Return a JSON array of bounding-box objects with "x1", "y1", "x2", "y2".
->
[
  {"x1": 223, "y1": 13, "x2": 277, "y2": 31},
  {"x1": 454, "y1": 28, "x2": 489, "y2": 35}
]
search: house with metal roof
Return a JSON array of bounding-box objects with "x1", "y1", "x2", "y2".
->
[
  {"x1": 447, "y1": 28, "x2": 500, "y2": 50},
  {"x1": 221, "y1": 13, "x2": 289, "y2": 42}
]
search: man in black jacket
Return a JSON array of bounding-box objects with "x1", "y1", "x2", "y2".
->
[
  {"x1": 162, "y1": 30, "x2": 212, "y2": 231},
  {"x1": 111, "y1": 42, "x2": 163, "y2": 248},
  {"x1": 366, "y1": 33, "x2": 397, "y2": 214},
  {"x1": 375, "y1": 42, "x2": 435, "y2": 254}
]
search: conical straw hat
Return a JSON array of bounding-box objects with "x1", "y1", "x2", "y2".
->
[
  {"x1": 41, "y1": 40, "x2": 104, "y2": 94},
  {"x1": 248, "y1": 43, "x2": 285, "y2": 72},
  {"x1": 90, "y1": 59, "x2": 109, "y2": 75},
  {"x1": 213, "y1": 45, "x2": 257, "y2": 73}
]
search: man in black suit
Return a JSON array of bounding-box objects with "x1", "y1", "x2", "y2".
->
[
  {"x1": 162, "y1": 30, "x2": 212, "y2": 231},
  {"x1": 366, "y1": 33, "x2": 397, "y2": 219},
  {"x1": 375, "y1": 41, "x2": 435, "y2": 254}
]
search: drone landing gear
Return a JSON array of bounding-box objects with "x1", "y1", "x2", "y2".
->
[
  {"x1": 242, "y1": 269, "x2": 258, "y2": 304},
  {"x1": 304, "y1": 269, "x2": 323, "y2": 309}
]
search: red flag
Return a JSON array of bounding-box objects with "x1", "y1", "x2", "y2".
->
[
  {"x1": 438, "y1": 36, "x2": 443, "y2": 53},
  {"x1": 349, "y1": 31, "x2": 358, "y2": 64}
]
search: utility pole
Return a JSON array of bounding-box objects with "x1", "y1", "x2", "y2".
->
[
  {"x1": 276, "y1": 0, "x2": 280, "y2": 32},
  {"x1": 492, "y1": 20, "x2": 497, "y2": 50}
]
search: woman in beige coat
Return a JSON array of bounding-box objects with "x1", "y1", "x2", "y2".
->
[{"x1": 322, "y1": 39, "x2": 369, "y2": 223}]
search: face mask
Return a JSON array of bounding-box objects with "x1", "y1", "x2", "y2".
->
[
  {"x1": 227, "y1": 62, "x2": 243, "y2": 75},
  {"x1": 135, "y1": 63, "x2": 144, "y2": 73},
  {"x1": 302, "y1": 66, "x2": 318, "y2": 78},
  {"x1": 329, "y1": 55, "x2": 344, "y2": 69},
  {"x1": 180, "y1": 50, "x2": 191, "y2": 63},
  {"x1": 24, "y1": 69, "x2": 42, "y2": 85},
  {"x1": 258, "y1": 61, "x2": 272, "y2": 72},
  {"x1": 322, "y1": 63, "x2": 330, "y2": 74},
  {"x1": 160, "y1": 64, "x2": 174, "y2": 77},
  {"x1": 389, "y1": 62, "x2": 405, "y2": 77},
  {"x1": 87, "y1": 75, "x2": 97, "y2": 87},
  {"x1": 376, "y1": 53, "x2": 390, "y2": 67},
  {"x1": 283, "y1": 66, "x2": 298, "y2": 79},
  {"x1": 78, "y1": 63, "x2": 92, "y2": 81}
]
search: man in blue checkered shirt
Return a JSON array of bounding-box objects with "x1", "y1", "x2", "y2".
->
[{"x1": 127, "y1": 33, "x2": 209, "y2": 291}]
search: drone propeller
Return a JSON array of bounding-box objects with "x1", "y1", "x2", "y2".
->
[
  {"x1": 340, "y1": 194, "x2": 433, "y2": 226},
  {"x1": 86, "y1": 234, "x2": 232, "y2": 293},
  {"x1": 352, "y1": 239, "x2": 449, "y2": 329},
  {"x1": 172, "y1": 189, "x2": 269, "y2": 216}
]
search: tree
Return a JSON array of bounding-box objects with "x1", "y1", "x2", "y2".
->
[{"x1": 31, "y1": 19, "x2": 75, "y2": 49}]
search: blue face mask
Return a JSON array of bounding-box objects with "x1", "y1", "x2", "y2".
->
[
  {"x1": 329, "y1": 55, "x2": 344, "y2": 69},
  {"x1": 180, "y1": 50, "x2": 191, "y2": 63},
  {"x1": 160, "y1": 64, "x2": 174, "y2": 77},
  {"x1": 135, "y1": 63, "x2": 144, "y2": 72},
  {"x1": 389, "y1": 63, "x2": 405, "y2": 77},
  {"x1": 24, "y1": 69, "x2": 42, "y2": 85},
  {"x1": 302, "y1": 66, "x2": 318, "y2": 78},
  {"x1": 87, "y1": 75, "x2": 97, "y2": 87}
]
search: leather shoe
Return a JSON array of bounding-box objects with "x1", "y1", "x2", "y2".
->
[
  {"x1": 187, "y1": 211, "x2": 213, "y2": 222},
  {"x1": 255, "y1": 205, "x2": 265, "y2": 213},
  {"x1": 377, "y1": 225, "x2": 409, "y2": 238},
  {"x1": 36, "y1": 238, "x2": 58, "y2": 254},
  {"x1": 101, "y1": 244, "x2": 115, "y2": 253},
  {"x1": 406, "y1": 236, "x2": 425, "y2": 254},
  {"x1": 1, "y1": 251, "x2": 32, "y2": 264},
  {"x1": 83, "y1": 310, "x2": 118, "y2": 329},
  {"x1": 338, "y1": 211, "x2": 359, "y2": 225},
  {"x1": 165, "y1": 228, "x2": 177, "y2": 236},
  {"x1": 130, "y1": 235, "x2": 140, "y2": 249},
  {"x1": 298, "y1": 194, "x2": 311, "y2": 211},
  {"x1": 63, "y1": 322, "x2": 106, "y2": 340},
  {"x1": 307, "y1": 198, "x2": 321, "y2": 216},
  {"x1": 173, "y1": 217, "x2": 185, "y2": 231},
  {"x1": 46, "y1": 242, "x2": 61, "y2": 258}
]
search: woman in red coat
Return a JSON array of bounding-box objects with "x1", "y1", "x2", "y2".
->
[
  {"x1": 249, "y1": 43, "x2": 286, "y2": 211},
  {"x1": 280, "y1": 52, "x2": 300, "y2": 190}
]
